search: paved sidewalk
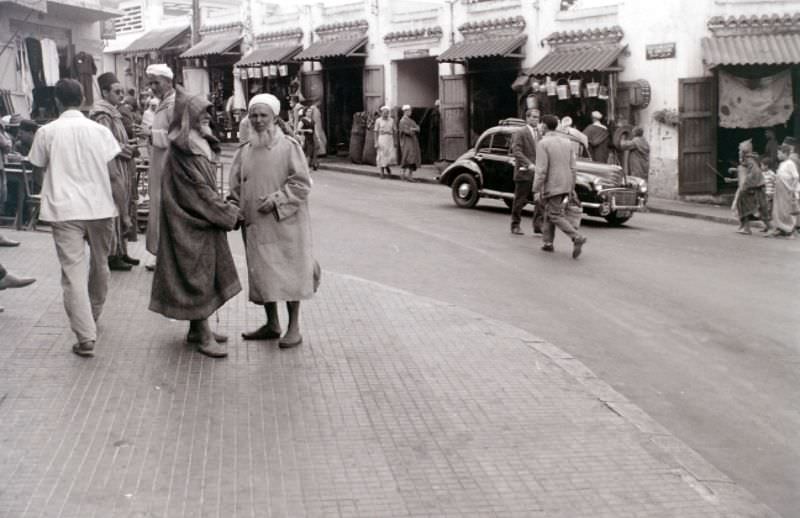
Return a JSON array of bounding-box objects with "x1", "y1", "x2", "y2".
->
[
  {"x1": 0, "y1": 229, "x2": 777, "y2": 517},
  {"x1": 313, "y1": 156, "x2": 740, "y2": 226}
]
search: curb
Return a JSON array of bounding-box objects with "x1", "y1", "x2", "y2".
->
[
  {"x1": 319, "y1": 162, "x2": 440, "y2": 185},
  {"x1": 646, "y1": 205, "x2": 738, "y2": 226}
]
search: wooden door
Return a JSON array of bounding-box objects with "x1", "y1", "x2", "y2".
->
[
  {"x1": 363, "y1": 65, "x2": 384, "y2": 115},
  {"x1": 440, "y1": 74, "x2": 468, "y2": 161},
  {"x1": 678, "y1": 76, "x2": 717, "y2": 195}
]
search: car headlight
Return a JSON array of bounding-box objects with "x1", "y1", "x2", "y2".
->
[{"x1": 592, "y1": 178, "x2": 615, "y2": 191}]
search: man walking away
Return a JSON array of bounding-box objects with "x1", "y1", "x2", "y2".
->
[
  {"x1": 533, "y1": 115, "x2": 587, "y2": 259},
  {"x1": 27, "y1": 79, "x2": 121, "y2": 357},
  {"x1": 510, "y1": 108, "x2": 539, "y2": 235}
]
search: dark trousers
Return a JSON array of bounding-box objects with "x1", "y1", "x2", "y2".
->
[
  {"x1": 542, "y1": 194, "x2": 581, "y2": 245},
  {"x1": 511, "y1": 179, "x2": 532, "y2": 228}
]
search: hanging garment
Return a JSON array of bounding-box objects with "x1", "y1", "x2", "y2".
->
[
  {"x1": 71, "y1": 52, "x2": 97, "y2": 104},
  {"x1": 25, "y1": 38, "x2": 46, "y2": 89},
  {"x1": 40, "y1": 38, "x2": 60, "y2": 86},
  {"x1": 719, "y1": 70, "x2": 793, "y2": 129}
]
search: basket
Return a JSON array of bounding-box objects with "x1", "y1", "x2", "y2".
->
[
  {"x1": 586, "y1": 78, "x2": 600, "y2": 97},
  {"x1": 569, "y1": 77, "x2": 582, "y2": 97},
  {"x1": 556, "y1": 78, "x2": 569, "y2": 100},
  {"x1": 546, "y1": 76, "x2": 557, "y2": 96}
]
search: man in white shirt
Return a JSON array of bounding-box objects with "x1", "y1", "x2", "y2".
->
[{"x1": 28, "y1": 79, "x2": 121, "y2": 357}]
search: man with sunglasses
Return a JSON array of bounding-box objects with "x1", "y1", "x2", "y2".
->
[{"x1": 91, "y1": 72, "x2": 139, "y2": 271}]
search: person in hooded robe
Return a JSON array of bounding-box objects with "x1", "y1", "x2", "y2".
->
[
  {"x1": 149, "y1": 87, "x2": 242, "y2": 358},
  {"x1": 229, "y1": 93, "x2": 315, "y2": 349},
  {"x1": 398, "y1": 104, "x2": 421, "y2": 182},
  {"x1": 91, "y1": 72, "x2": 139, "y2": 271},
  {"x1": 619, "y1": 126, "x2": 650, "y2": 180},
  {"x1": 582, "y1": 111, "x2": 610, "y2": 164}
]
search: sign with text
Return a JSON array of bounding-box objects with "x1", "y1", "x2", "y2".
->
[
  {"x1": 646, "y1": 43, "x2": 676, "y2": 60},
  {"x1": 404, "y1": 49, "x2": 430, "y2": 59}
]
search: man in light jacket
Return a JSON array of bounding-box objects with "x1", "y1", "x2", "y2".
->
[{"x1": 532, "y1": 115, "x2": 587, "y2": 259}]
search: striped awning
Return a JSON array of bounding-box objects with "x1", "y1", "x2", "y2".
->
[
  {"x1": 180, "y1": 32, "x2": 241, "y2": 59},
  {"x1": 294, "y1": 37, "x2": 367, "y2": 61},
  {"x1": 437, "y1": 35, "x2": 526, "y2": 63},
  {"x1": 124, "y1": 25, "x2": 190, "y2": 54},
  {"x1": 702, "y1": 34, "x2": 800, "y2": 68},
  {"x1": 527, "y1": 44, "x2": 626, "y2": 76},
  {"x1": 235, "y1": 45, "x2": 302, "y2": 66}
]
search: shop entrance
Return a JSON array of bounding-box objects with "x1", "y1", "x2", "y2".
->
[
  {"x1": 395, "y1": 57, "x2": 439, "y2": 163},
  {"x1": 323, "y1": 60, "x2": 364, "y2": 156},
  {"x1": 467, "y1": 60, "x2": 520, "y2": 145}
]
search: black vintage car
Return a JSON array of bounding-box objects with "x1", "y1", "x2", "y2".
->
[{"x1": 438, "y1": 119, "x2": 648, "y2": 225}]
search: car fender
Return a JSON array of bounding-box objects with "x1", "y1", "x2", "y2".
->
[{"x1": 440, "y1": 159, "x2": 483, "y2": 187}]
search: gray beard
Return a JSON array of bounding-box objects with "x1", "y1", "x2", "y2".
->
[{"x1": 249, "y1": 127, "x2": 275, "y2": 148}]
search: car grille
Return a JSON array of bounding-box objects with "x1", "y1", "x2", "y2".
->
[{"x1": 612, "y1": 190, "x2": 638, "y2": 207}]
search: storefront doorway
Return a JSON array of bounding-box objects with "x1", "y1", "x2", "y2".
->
[
  {"x1": 323, "y1": 61, "x2": 364, "y2": 156},
  {"x1": 467, "y1": 60, "x2": 520, "y2": 144},
  {"x1": 395, "y1": 57, "x2": 439, "y2": 163}
]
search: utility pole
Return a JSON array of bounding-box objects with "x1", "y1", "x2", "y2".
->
[{"x1": 191, "y1": 0, "x2": 201, "y2": 45}]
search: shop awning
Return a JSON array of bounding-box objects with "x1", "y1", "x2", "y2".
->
[
  {"x1": 46, "y1": 0, "x2": 121, "y2": 21},
  {"x1": 235, "y1": 45, "x2": 302, "y2": 66},
  {"x1": 0, "y1": 0, "x2": 47, "y2": 13},
  {"x1": 123, "y1": 25, "x2": 190, "y2": 54},
  {"x1": 181, "y1": 33, "x2": 242, "y2": 59},
  {"x1": 702, "y1": 34, "x2": 800, "y2": 68},
  {"x1": 437, "y1": 35, "x2": 526, "y2": 63},
  {"x1": 526, "y1": 44, "x2": 626, "y2": 76},
  {"x1": 294, "y1": 37, "x2": 367, "y2": 61}
]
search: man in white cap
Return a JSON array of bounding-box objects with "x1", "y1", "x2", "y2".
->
[
  {"x1": 137, "y1": 63, "x2": 175, "y2": 270},
  {"x1": 582, "y1": 110, "x2": 610, "y2": 164},
  {"x1": 229, "y1": 93, "x2": 316, "y2": 349}
]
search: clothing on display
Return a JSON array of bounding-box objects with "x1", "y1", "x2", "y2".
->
[
  {"x1": 72, "y1": 52, "x2": 97, "y2": 104},
  {"x1": 40, "y1": 39, "x2": 60, "y2": 87}
]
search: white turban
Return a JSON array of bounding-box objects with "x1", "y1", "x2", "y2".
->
[
  {"x1": 146, "y1": 63, "x2": 174, "y2": 80},
  {"x1": 248, "y1": 93, "x2": 281, "y2": 116},
  {"x1": 591, "y1": 111, "x2": 603, "y2": 120},
  {"x1": 380, "y1": 105, "x2": 389, "y2": 112},
  {"x1": 401, "y1": 104, "x2": 411, "y2": 111}
]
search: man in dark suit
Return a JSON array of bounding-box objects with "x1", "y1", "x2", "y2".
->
[
  {"x1": 533, "y1": 115, "x2": 587, "y2": 259},
  {"x1": 510, "y1": 108, "x2": 540, "y2": 235}
]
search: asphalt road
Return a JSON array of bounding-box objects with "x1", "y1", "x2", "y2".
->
[{"x1": 308, "y1": 169, "x2": 799, "y2": 517}]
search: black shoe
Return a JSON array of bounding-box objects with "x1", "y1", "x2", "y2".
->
[
  {"x1": 541, "y1": 243, "x2": 554, "y2": 252},
  {"x1": 122, "y1": 255, "x2": 140, "y2": 266},
  {"x1": 109, "y1": 257, "x2": 133, "y2": 271},
  {"x1": 510, "y1": 226, "x2": 524, "y2": 235},
  {"x1": 533, "y1": 226, "x2": 542, "y2": 235},
  {"x1": 241, "y1": 325, "x2": 282, "y2": 340},
  {"x1": 572, "y1": 236, "x2": 587, "y2": 259}
]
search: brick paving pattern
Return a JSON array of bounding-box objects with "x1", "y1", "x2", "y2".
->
[{"x1": 0, "y1": 230, "x2": 778, "y2": 517}]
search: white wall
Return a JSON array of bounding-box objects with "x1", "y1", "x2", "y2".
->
[{"x1": 395, "y1": 58, "x2": 439, "y2": 107}]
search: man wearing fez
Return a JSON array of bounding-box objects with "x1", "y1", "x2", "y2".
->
[
  {"x1": 136, "y1": 64, "x2": 175, "y2": 270},
  {"x1": 91, "y1": 72, "x2": 139, "y2": 271}
]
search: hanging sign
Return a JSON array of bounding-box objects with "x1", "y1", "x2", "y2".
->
[{"x1": 646, "y1": 43, "x2": 676, "y2": 60}]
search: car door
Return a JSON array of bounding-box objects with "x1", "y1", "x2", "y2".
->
[{"x1": 482, "y1": 131, "x2": 515, "y2": 193}]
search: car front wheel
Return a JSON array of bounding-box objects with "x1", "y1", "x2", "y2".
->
[
  {"x1": 605, "y1": 212, "x2": 632, "y2": 226},
  {"x1": 451, "y1": 173, "x2": 480, "y2": 208}
]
